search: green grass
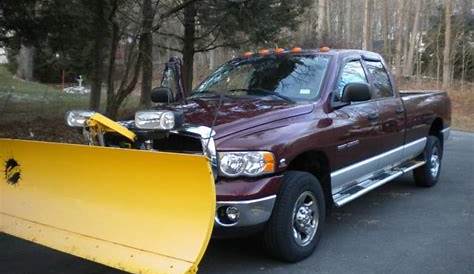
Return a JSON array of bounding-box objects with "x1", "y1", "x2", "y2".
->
[
  {"x1": 0, "y1": 64, "x2": 140, "y2": 142},
  {"x1": 0, "y1": 65, "x2": 139, "y2": 123},
  {"x1": 0, "y1": 65, "x2": 61, "y2": 94},
  {"x1": 0, "y1": 65, "x2": 90, "y2": 122}
]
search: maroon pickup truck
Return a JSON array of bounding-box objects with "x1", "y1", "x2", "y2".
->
[{"x1": 70, "y1": 48, "x2": 451, "y2": 262}]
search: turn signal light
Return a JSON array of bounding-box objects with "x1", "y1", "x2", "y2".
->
[{"x1": 263, "y1": 152, "x2": 275, "y2": 173}]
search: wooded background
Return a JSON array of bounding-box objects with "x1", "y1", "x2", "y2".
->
[{"x1": 0, "y1": 0, "x2": 472, "y2": 119}]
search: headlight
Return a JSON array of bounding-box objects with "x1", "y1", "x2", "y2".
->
[
  {"x1": 218, "y1": 151, "x2": 275, "y2": 177},
  {"x1": 135, "y1": 110, "x2": 175, "y2": 130},
  {"x1": 65, "y1": 110, "x2": 96, "y2": 127}
]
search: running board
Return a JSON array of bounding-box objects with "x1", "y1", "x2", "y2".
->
[{"x1": 333, "y1": 160, "x2": 426, "y2": 207}]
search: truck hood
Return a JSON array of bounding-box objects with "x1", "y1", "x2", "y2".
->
[{"x1": 172, "y1": 97, "x2": 314, "y2": 139}]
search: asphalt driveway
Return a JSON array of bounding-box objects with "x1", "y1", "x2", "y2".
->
[{"x1": 1, "y1": 130, "x2": 473, "y2": 274}]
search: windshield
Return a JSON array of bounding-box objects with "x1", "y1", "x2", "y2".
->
[{"x1": 193, "y1": 55, "x2": 331, "y2": 101}]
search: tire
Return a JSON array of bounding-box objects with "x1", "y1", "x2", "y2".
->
[
  {"x1": 413, "y1": 135, "x2": 443, "y2": 187},
  {"x1": 263, "y1": 171, "x2": 326, "y2": 262}
]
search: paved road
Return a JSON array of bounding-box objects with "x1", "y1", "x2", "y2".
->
[{"x1": 1, "y1": 130, "x2": 473, "y2": 274}]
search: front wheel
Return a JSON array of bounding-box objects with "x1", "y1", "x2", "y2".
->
[
  {"x1": 413, "y1": 136, "x2": 443, "y2": 187},
  {"x1": 263, "y1": 171, "x2": 325, "y2": 262}
]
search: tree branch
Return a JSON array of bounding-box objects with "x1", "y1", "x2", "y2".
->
[
  {"x1": 155, "y1": 31, "x2": 184, "y2": 41},
  {"x1": 152, "y1": 0, "x2": 201, "y2": 31},
  {"x1": 194, "y1": 42, "x2": 241, "y2": 53},
  {"x1": 154, "y1": 43, "x2": 183, "y2": 53}
]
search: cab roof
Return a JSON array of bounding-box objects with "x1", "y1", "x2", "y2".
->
[{"x1": 236, "y1": 48, "x2": 382, "y2": 62}]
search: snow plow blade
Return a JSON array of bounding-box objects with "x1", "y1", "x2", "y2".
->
[{"x1": 0, "y1": 139, "x2": 215, "y2": 274}]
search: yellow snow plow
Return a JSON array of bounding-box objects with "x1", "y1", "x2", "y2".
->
[{"x1": 0, "y1": 113, "x2": 216, "y2": 273}]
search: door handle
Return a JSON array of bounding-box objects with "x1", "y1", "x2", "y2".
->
[
  {"x1": 367, "y1": 112, "x2": 379, "y2": 121},
  {"x1": 395, "y1": 107, "x2": 404, "y2": 114}
]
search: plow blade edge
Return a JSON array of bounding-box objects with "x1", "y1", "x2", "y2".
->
[{"x1": 0, "y1": 139, "x2": 215, "y2": 274}]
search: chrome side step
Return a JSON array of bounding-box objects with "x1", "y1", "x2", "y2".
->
[{"x1": 333, "y1": 160, "x2": 425, "y2": 207}]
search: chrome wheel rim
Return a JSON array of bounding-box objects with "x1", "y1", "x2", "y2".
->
[
  {"x1": 430, "y1": 146, "x2": 440, "y2": 178},
  {"x1": 291, "y1": 191, "x2": 319, "y2": 247}
]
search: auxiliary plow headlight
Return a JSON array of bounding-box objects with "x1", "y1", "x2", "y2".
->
[
  {"x1": 135, "y1": 110, "x2": 177, "y2": 130},
  {"x1": 65, "y1": 110, "x2": 96, "y2": 127}
]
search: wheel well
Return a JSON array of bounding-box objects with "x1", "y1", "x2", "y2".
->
[
  {"x1": 286, "y1": 151, "x2": 333, "y2": 211},
  {"x1": 430, "y1": 118, "x2": 444, "y2": 147}
]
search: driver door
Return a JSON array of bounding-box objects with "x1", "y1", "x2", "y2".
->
[{"x1": 330, "y1": 58, "x2": 383, "y2": 193}]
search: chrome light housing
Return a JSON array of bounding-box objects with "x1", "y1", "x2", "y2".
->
[
  {"x1": 135, "y1": 110, "x2": 176, "y2": 130},
  {"x1": 65, "y1": 110, "x2": 96, "y2": 127},
  {"x1": 218, "y1": 151, "x2": 275, "y2": 177}
]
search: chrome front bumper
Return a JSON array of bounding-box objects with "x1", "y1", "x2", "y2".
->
[{"x1": 214, "y1": 195, "x2": 276, "y2": 228}]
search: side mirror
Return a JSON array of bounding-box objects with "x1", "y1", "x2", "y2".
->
[
  {"x1": 342, "y1": 83, "x2": 371, "y2": 102},
  {"x1": 151, "y1": 87, "x2": 173, "y2": 103}
]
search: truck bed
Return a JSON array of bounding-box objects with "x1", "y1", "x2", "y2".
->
[{"x1": 399, "y1": 89, "x2": 451, "y2": 143}]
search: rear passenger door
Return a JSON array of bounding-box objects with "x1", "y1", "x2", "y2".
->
[{"x1": 363, "y1": 59, "x2": 405, "y2": 168}]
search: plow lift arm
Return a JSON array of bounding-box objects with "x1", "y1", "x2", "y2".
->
[{"x1": 1, "y1": 59, "x2": 216, "y2": 273}]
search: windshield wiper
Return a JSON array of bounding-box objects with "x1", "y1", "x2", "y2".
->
[{"x1": 227, "y1": 88, "x2": 295, "y2": 103}]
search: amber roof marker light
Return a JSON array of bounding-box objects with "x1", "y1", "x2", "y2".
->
[
  {"x1": 319, "y1": 46, "x2": 331, "y2": 52},
  {"x1": 242, "y1": 51, "x2": 254, "y2": 58},
  {"x1": 275, "y1": 48, "x2": 285, "y2": 54},
  {"x1": 290, "y1": 47, "x2": 302, "y2": 53},
  {"x1": 258, "y1": 49, "x2": 271, "y2": 56}
]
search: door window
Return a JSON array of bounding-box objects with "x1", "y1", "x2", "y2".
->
[
  {"x1": 365, "y1": 61, "x2": 393, "y2": 98},
  {"x1": 335, "y1": 60, "x2": 368, "y2": 101}
]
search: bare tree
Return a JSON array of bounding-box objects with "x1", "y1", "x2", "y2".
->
[
  {"x1": 362, "y1": 0, "x2": 371, "y2": 50},
  {"x1": 139, "y1": 0, "x2": 155, "y2": 108},
  {"x1": 317, "y1": 0, "x2": 326, "y2": 41},
  {"x1": 404, "y1": 0, "x2": 422, "y2": 76},
  {"x1": 89, "y1": 0, "x2": 108, "y2": 111},
  {"x1": 442, "y1": 0, "x2": 452, "y2": 88},
  {"x1": 382, "y1": 0, "x2": 391, "y2": 62},
  {"x1": 344, "y1": 0, "x2": 353, "y2": 46},
  {"x1": 394, "y1": 0, "x2": 406, "y2": 75}
]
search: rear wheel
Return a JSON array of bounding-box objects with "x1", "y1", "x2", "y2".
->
[
  {"x1": 263, "y1": 171, "x2": 325, "y2": 262},
  {"x1": 414, "y1": 136, "x2": 442, "y2": 187}
]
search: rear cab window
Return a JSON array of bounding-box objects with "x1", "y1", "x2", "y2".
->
[{"x1": 364, "y1": 61, "x2": 393, "y2": 98}]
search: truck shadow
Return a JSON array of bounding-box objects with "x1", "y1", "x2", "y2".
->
[{"x1": 199, "y1": 174, "x2": 425, "y2": 273}]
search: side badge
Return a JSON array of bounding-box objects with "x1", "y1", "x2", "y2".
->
[{"x1": 4, "y1": 158, "x2": 21, "y2": 185}]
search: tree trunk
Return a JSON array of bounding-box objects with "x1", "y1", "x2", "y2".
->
[
  {"x1": 404, "y1": 0, "x2": 422, "y2": 76},
  {"x1": 16, "y1": 44, "x2": 35, "y2": 81},
  {"x1": 362, "y1": 0, "x2": 371, "y2": 50},
  {"x1": 317, "y1": 0, "x2": 326, "y2": 42},
  {"x1": 442, "y1": 0, "x2": 452, "y2": 89},
  {"x1": 182, "y1": 3, "x2": 196, "y2": 94},
  {"x1": 106, "y1": 41, "x2": 143, "y2": 119},
  {"x1": 344, "y1": 0, "x2": 352, "y2": 46},
  {"x1": 139, "y1": 0, "x2": 154, "y2": 108},
  {"x1": 106, "y1": 18, "x2": 120, "y2": 117},
  {"x1": 89, "y1": 0, "x2": 107, "y2": 111},
  {"x1": 337, "y1": 1, "x2": 344, "y2": 44},
  {"x1": 383, "y1": 0, "x2": 391, "y2": 62},
  {"x1": 325, "y1": 0, "x2": 331, "y2": 40},
  {"x1": 435, "y1": 13, "x2": 442, "y2": 87},
  {"x1": 209, "y1": 49, "x2": 215, "y2": 71},
  {"x1": 394, "y1": 0, "x2": 405, "y2": 76},
  {"x1": 402, "y1": 1, "x2": 410, "y2": 76}
]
